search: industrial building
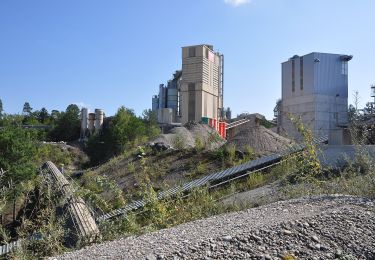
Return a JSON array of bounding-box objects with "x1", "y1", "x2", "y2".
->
[
  {"x1": 277, "y1": 52, "x2": 353, "y2": 143},
  {"x1": 152, "y1": 44, "x2": 226, "y2": 127},
  {"x1": 152, "y1": 71, "x2": 182, "y2": 124},
  {"x1": 80, "y1": 108, "x2": 104, "y2": 139},
  {"x1": 180, "y1": 44, "x2": 224, "y2": 125}
]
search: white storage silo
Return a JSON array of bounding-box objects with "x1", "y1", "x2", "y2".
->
[
  {"x1": 94, "y1": 109, "x2": 104, "y2": 131},
  {"x1": 88, "y1": 113, "x2": 95, "y2": 133}
]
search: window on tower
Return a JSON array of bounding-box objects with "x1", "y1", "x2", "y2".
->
[{"x1": 341, "y1": 61, "x2": 348, "y2": 75}]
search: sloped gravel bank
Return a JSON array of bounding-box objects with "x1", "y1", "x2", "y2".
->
[{"x1": 57, "y1": 195, "x2": 375, "y2": 259}]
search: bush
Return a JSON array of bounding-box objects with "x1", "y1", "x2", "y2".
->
[
  {"x1": 247, "y1": 173, "x2": 264, "y2": 189},
  {"x1": 194, "y1": 137, "x2": 205, "y2": 152},
  {"x1": 288, "y1": 114, "x2": 321, "y2": 181},
  {"x1": 85, "y1": 106, "x2": 161, "y2": 166},
  {"x1": 0, "y1": 126, "x2": 39, "y2": 184},
  {"x1": 35, "y1": 144, "x2": 72, "y2": 166},
  {"x1": 49, "y1": 104, "x2": 80, "y2": 142},
  {"x1": 173, "y1": 133, "x2": 185, "y2": 150},
  {"x1": 9, "y1": 178, "x2": 67, "y2": 259}
]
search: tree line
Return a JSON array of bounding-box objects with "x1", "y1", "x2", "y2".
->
[{"x1": 0, "y1": 98, "x2": 160, "y2": 179}]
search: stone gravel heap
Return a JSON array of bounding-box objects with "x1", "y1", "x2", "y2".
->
[
  {"x1": 57, "y1": 195, "x2": 375, "y2": 260},
  {"x1": 226, "y1": 125, "x2": 293, "y2": 155},
  {"x1": 150, "y1": 123, "x2": 225, "y2": 151}
]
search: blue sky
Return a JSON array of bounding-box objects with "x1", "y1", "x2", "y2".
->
[{"x1": 1, "y1": 0, "x2": 374, "y2": 119}]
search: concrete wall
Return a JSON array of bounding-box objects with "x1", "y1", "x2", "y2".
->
[{"x1": 319, "y1": 145, "x2": 375, "y2": 168}]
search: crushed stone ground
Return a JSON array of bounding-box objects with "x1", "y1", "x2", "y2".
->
[{"x1": 57, "y1": 195, "x2": 375, "y2": 259}]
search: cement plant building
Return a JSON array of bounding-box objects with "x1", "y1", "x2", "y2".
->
[
  {"x1": 152, "y1": 44, "x2": 225, "y2": 125},
  {"x1": 278, "y1": 52, "x2": 352, "y2": 143}
]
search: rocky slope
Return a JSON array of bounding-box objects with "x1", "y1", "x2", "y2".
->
[{"x1": 57, "y1": 195, "x2": 375, "y2": 259}]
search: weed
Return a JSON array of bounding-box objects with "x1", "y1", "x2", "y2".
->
[
  {"x1": 194, "y1": 137, "x2": 205, "y2": 152},
  {"x1": 288, "y1": 114, "x2": 322, "y2": 181},
  {"x1": 282, "y1": 254, "x2": 296, "y2": 260},
  {"x1": 247, "y1": 173, "x2": 264, "y2": 189},
  {"x1": 196, "y1": 162, "x2": 207, "y2": 176},
  {"x1": 127, "y1": 162, "x2": 136, "y2": 174},
  {"x1": 173, "y1": 133, "x2": 185, "y2": 150}
]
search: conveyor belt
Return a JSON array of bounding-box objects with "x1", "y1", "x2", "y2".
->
[
  {"x1": 96, "y1": 136, "x2": 328, "y2": 222},
  {"x1": 0, "y1": 240, "x2": 19, "y2": 256},
  {"x1": 226, "y1": 119, "x2": 251, "y2": 130}
]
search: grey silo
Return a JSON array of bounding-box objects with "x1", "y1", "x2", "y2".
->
[
  {"x1": 80, "y1": 108, "x2": 88, "y2": 139},
  {"x1": 152, "y1": 95, "x2": 159, "y2": 112},
  {"x1": 158, "y1": 84, "x2": 167, "y2": 109},
  {"x1": 94, "y1": 109, "x2": 104, "y2": 132},
  {"x1": 279, "y1": 52, "x2": 352, "y2": 141}
]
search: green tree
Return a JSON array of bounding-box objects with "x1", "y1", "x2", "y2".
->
[
  {"x1": 86, "y1": 106, "x2": 154, "y2": 165},
  {"x1": 110, "y1": 106, "x2": 146, "y2": 152},
  {"x1": 142, "y1": 109, "x2": 160, "y2": 138},
  {"x1": 38, "y1": 108, "x2": 49, "y2": 123},
  {"x1": 348, "y1": 104, "x2": 357, "y2": 123},
  {"x1": 50, "y1": 110, "x2": 60, "y2": 125},
  {"x1": 22, "y1": 102, "x2": 33, "y2": 115},
  {"x1": 0, "y1": 126, "x2": 38, "y2": 184},
  {"x1": 66, "y1": 104, "x2": 80, "y2": 116},
  {"x1": 0, "y1": 99, "x2": 3, "y2": 119},
  {"x1": 49, "y1": 104, "x2": 80, "y2": 141}
]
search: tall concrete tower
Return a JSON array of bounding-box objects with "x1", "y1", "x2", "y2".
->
[
  {"x1": 180, "y1": 44, "x2": 224, "y2": 124},
  {"x1": 279, "y1": 52, "x2": 352, "y2": 141}
]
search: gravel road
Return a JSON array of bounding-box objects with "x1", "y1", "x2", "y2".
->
[{"x1": 56, "y1": 195, "x2": 375, "y2": 259}]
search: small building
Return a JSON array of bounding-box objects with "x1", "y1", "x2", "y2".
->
[{"x1": 278, "y1": 52, "x2": 352, "y2": 142}]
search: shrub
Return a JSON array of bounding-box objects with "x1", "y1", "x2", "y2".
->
[
  {"x1": 247, "y1": 172, "x2": 264, "y2": 189},
  {"x1": 225, "y1": 144, "x2": 237, "y2": 166},
  {"x1": 194, "y1": 162, "x2": 207, "y2": 177},
  {"x1": 288, "y1": 114, "x2": 321, "y2": 181},
  {"x1": 173, "y1": 133, "x2": 185, "y2": 150},
  {"x1": 194, "y1": 137, "x2": 205, "y2": 152}
]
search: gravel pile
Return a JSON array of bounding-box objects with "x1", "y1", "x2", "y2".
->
[
  {"x1": 227, "y1": 125, "x2": 294, "y2": 155},
  {"x1": 151, "y1": 123, "x2": 225, "y2": 150},
  {"x1": 57, "y1": 195, "x2": 375, "y2": 259}
]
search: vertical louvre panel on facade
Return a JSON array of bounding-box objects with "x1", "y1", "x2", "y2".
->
[{"x1": 188, "y1": 83, "x2": 196, "y2": 121}]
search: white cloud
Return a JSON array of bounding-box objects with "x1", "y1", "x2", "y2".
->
[
  {"x1": 74, "y1": 102, "x2": 91, "y2": 110},
  {"x1": 224, "y1": 0, "x2": 251, "y2": 7}
]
